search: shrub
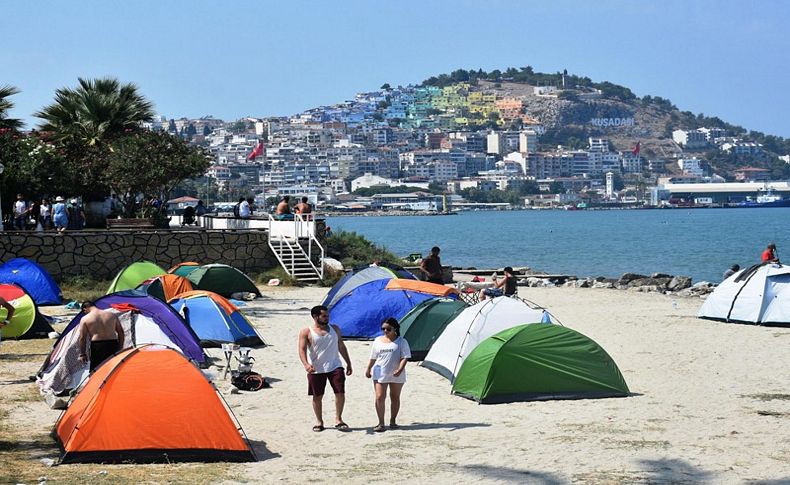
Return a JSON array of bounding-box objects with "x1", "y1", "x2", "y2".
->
[{"x1": 326, "y1": 230, "x2": 403, "y2": 269}]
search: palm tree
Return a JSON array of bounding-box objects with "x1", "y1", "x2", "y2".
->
[
  {"x1": 0, "y1": 85, "x2": 23, "y2": 130},
  {"x1": 36, "y1": 77, "x2": 154, "y2": 145}
]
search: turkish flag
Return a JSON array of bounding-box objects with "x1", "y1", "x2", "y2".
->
[
  {"x1": 247, "y1": 142, "x2": 264, "y2": 161},
  {"x1": 632, "y1": 141, "x2": 641, "y2": 156}
]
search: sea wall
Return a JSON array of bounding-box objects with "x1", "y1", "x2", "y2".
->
[{"x1": 0, "y1": 229, "x2": 278, "y2": 281}]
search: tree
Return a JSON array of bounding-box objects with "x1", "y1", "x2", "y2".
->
[
  {"x1": 36, "y1": 77, "x2": 154, "y2": 145},
  {"x1": 380, "y1": 83, "x2": 391, "y2": 90},
  {"x1": 102, "y1": 131, "x2": 211, "y2": 217},
  {"x1": 0, "y1": 85, "x2": 23, "y2": 130}
]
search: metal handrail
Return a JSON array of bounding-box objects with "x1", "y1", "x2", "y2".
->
[
  {"x1": 267, "y1": 214, "x2": 324, "y2": 281},
  {"x1": 294, "y1": 213, "x2": 325, "y2": 280}
]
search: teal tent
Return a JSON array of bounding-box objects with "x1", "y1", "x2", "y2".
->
[
  {"x1": 452, "y1": 324, "x2": 629, "y2": 404},
  {"x1": 400, "y1": 298, "x2": 467, "y2": 361}
]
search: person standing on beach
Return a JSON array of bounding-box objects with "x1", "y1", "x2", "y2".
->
[
  {"x1": 365, "y1": 317, "x2": 411, "y2": 432},
  {"x1": 420, "y1": 246, "x2": 443, "y2": 284},
  {"x1": 761, "y1": 243, "x2": 779, "y2": 264},
  {"x1": 78, "y1": 301, "x2": 125, "y2": 373},
  {"x1": 297, "y1": 305, "x2": 353, "y2": 432}
]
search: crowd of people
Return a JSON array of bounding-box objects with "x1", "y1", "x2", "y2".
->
[{"x1": 6, "y1": 193, "x2": 85, "y2": 233}]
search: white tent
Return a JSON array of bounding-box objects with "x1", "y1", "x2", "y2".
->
[
  {"x1": 698, "y1": 263, "x2": 790, "y2": 325},
  {"x1": 422, "y1": 296, "x2": 550, "y2": 381}
]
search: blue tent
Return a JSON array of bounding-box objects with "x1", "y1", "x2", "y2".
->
[
  {"x1": 0, "y1": 258, "x2": 62, "y2": 305},
  {"x1": 329, "y1": 279, "x2": 450, "y2": 339},
  {"x1": 169, "y1": 291, "x2": 265, "y2": 348},
  {"x1": 323, "y1": 264, "x2": 417, "y2": 309}
]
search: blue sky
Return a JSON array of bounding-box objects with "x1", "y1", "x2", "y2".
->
[{"x1": 3, "y1": 0, "x2": 790, "y2": 136}]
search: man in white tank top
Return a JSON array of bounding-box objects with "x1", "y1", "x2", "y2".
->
[{"x1": 298, "y1": 305, "x2": 353, "y2": 432}]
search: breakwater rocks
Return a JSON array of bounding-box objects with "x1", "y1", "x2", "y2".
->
[
  {"x1": 523, "y1": 271, "x2": 714, "y2": 297},
  {"x1": 0, "y1": 229, "x2": 278, "y2": 281}
]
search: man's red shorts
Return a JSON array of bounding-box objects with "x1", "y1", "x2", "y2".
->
[{"x1": 307, "y1": 367, "x2": 345, "y2": 396}]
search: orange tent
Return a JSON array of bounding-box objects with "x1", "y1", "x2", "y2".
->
[
  {"x1": 139, "y1": 274, "x2": 194, "y2": 301},
  {"x1": 55, "y1": 345, "x2": 255, "y2": 463},
  {"x1": 385, "y1": 279, "x2": 459, "y2": 297}
]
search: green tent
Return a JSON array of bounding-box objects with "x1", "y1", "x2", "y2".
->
[
  {"x1": 452, "y1": 324, "x2": 629, "y2": 404},
  {"x1": 186, "y1": 264, "x2": 261, "y2": 298},
  {"x1": 0, "y1": 283, "x2": 55, "y2": 339},
  {"x1": 107, "y1": 261, "x2": 167, "y2": 294},
  {"x1": 400, "y1": 298, "x2": 467, "y2": 361}
]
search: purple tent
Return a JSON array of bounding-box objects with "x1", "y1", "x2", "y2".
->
[{"x1": 39, "y1": 290, "x2": 205, "y2": 395}]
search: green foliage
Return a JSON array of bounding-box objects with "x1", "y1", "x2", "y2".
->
[
  {"x1": 60, "y1": 274, "x2": 111, "y2": 303},
  {"x1": 104, "y1": 131, "x2": 211, "y2": 217},
  {"x1": 0, "y1": 85, "x2": 23, "y2": 130},
  {"x1": 254, "y1": 266, "x2": 298, "y2": 287},
  {"x1": 326, "y1": 230, "x2": 403, "y2": 268},
  {"x1": 35, "y1": 77, "x2": 154, "y2": 145}
]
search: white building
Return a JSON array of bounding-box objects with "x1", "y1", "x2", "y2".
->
[
  {"x1": 350, "y1": 173, "x2": 397, "y2": 192},
  {"x1": 518, "y1": 130, "x2": 538, "y2": 154},
  {"x1": 672, "y1": 129, "x2": 708, "y2": 149},
  {"x1": 721, "y1": 141, "x2": 763, "y2": 156},
  {"x1": 678, "y1": 157, "x2": 705, "y2": 177},
  {"x1": 588, "y1": 138, "x2": 609, "y2": 153}
]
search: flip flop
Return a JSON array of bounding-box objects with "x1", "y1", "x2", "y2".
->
[
  {"x1": 389, "y1": 423, "x2": 399, "y2": 429},
  {"x1": 312, "y1": 425, "x2": 324, "y2": 432},
  {"x1": 335, "y1": 422, "x2": 351, "y2": 432},
  {"x1": 373, "y1": 424, "x2": 386, "y2": 433}
]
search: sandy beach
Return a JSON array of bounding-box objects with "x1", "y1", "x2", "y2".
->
[{"x1": 1, "y1": 285, "x2": 788, "y2": 484}]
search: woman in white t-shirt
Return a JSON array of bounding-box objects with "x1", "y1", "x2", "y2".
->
[{"x1": 365, "y1": 317, "x2": 411, "y2": 432}]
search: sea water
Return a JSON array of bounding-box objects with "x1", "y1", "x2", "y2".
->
[{"x1": 327, "y1": 208, "x2": 790, "y2": 283}]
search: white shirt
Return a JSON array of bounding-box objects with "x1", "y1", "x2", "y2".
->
[
  {"x1": 370, "y1": 336, "x2": 411, "y2": 384},
  {"x1": 239, "y1": 200, "x2": 251, "y2": 217},
  {"x1": 307, "y1": 325, "x2": 343, "y2": 374},
  {"x1": 40, "y1": 204, "x2": 51, "y2": 217},
  {"x1": 14, "y1": 200, "x2": 27, "y2": 217}
]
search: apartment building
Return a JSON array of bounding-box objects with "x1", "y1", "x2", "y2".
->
[{"x1": 672, "y1": 129, "x2": 708, "y2": 149}]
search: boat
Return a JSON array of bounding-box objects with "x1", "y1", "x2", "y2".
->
[{"x1": 735, "y1": 189, "x2": 790, "y2": 208}]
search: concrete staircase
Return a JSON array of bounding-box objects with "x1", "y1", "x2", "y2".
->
[{"x1": 267, "y1": 215, "x2": 324, "y2": 283}]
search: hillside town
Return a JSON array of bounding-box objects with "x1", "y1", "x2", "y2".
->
[{"x1": 152, "y1": 82, "x2": 790, "y2": 212}]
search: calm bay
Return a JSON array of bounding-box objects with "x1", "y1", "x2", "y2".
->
[{"x1": 327, "y1": 208, "x2": 790, "y2": 283}]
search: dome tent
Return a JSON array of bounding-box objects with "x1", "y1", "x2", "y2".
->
[
  {"x1": 55, "y1": 345, "x2": 256, "y2": 464},
  {"x1": 399, "y1": 298, "x2": 467, "y2": 361},
  {"x1": 169, "y1": 290, "x2": 265, "y2": 348},
  {"x1": 138, "y1": 274, "x2": 194, "y2": 301},
  {"x1": 330, "y1": 279, "x2": 458, "y2": 339},
  {"x1": 168, "y1": 261, "x2": 201, "y2": 277},
  {"x1": 452, "y1": 324, "x2": 629, "y2": 404},
  {"x1": 186, "y1": 264, "x2": 261, "y2": 298},
  {"x1": 322, "y1": 263, "x2": 417, "y2": 309},
  {"x1": 0, "y1": 283, "x2": 55, "y2": 339},
  {"x1": 38, "y1": 290, "x2": 205, "y2": 398},
  {"x1": 423, "y1": 296, "x2": 551, "y2": 381},
  {"x1": 698, "y1": 263, "x2": 790, "y2": 326},
  {"x1": 107, "y1": 260, "x2": 167, "y2": 294},
  {"x1": 0, "y1": 258, "x2": 62, "y2": 305}
]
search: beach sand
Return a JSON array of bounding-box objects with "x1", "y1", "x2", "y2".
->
[{"x1": 1, "y1": 286, "x2": 788, "y2": 484}]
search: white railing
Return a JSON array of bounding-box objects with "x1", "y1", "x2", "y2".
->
[{"x1": 267, "y1": 214, "x2": 324, "y2": 281}]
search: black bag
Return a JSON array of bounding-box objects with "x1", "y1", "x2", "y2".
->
[{"x1": 231, "y1": 371, "x2": 268, "y2": 391}]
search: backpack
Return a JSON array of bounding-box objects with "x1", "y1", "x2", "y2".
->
[{"x1": 231, "y1": 371, "x2": 268, "y2": 391}]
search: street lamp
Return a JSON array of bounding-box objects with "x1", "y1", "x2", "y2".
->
[{"x1": 0, "y1": 162, "x2": 4, "y2": 232}]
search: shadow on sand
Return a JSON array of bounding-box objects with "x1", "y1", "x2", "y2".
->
[
  {"x1": 247, "y1": 439, "x2": 281, "y2": 462},
  {"x1": 637, "y1": 458, "x2": 716, "y2": 483},
  {"x1": 357, "y1": 421, "x2": 491, "y2": 435},
  {"x1": 460, "y1": 464, "x2": 564, "y2": 484}
]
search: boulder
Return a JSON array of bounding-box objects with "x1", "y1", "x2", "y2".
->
[
  {"x1": 592, "y1": 280, "x2": 615, "y2": 289},
  {"x1": 618, "y1": 273, "x2": 647, "y2": 285},
  {"x1": 628, "y1": 277, "x2": 671, "y2": 289},
  {"x1": 651, "y1": 273, "x2": 673, "y2": 279},
  {"x1": 668, "y1": 275, "x2": 693, "y2": 291},
  {"x1": 322, "y1": 257, "x2": 344, "y2": 272}
]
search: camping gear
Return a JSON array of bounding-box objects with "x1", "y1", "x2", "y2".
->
[
  {"x1": 322, "y1": 264, "x2": 418, "y2": 309},
  {"x1": 107, "y1": 260, "x2": 167, "y2": 294},
  {"x1": 38, "y1": 290, "x2": 205, "y2": 399},
  {"x1": 168, "y1": 261, "x2": 201, "y2": 277},
  {"x1": 54, "y1": 345, "x2": 256, "y2": 464},
  {"x1": 169, "y1": 290, "x2": 265, "y2": 348},
  {"x1": 232, "y1": 371, "x2": 267, "y2": 391},
  {"x1": 423, "y1": 296, "x2": 551, "y2": 381},
  {"x1": 399, "y1": 298, "x2": 467, "y2": 361},
  {"x1": 0, "y1": 283, "x2": 55, "y2": 339},
  {"x1": 138, "y1": 274, "x2": 193, "y2": 301},
  {"x1": 0, "y1": 258, "x2": 63, "y2": 305},
  {"x1": 452, "y1": 324, "x2": 630, "y2": 403},
  {"x1": 385, "y1": 278, "x2": 459, "y2": 297},
  {"x1": 698, "y1": 263, "x2": 790, "y2": 326},
  {"x1": 329, "y1": 279, "x2": 457, "y2": 339},
  {"x1": 185, "y1": 264, "x2": 261, "y2": 298}
]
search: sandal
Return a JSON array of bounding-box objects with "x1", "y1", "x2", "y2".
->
[
  {"x1": 312, "y1": 424, "x2": 324, "y2": 432},
  {"x1": 373, "y1": 424, "x2": 386, "y2": 433},
  {"x1": 389, "y1": 423, "x2": 399, "y2": 429},
  {"x1": 335, "y1": 422, "x2": 351, "y2": 432}
]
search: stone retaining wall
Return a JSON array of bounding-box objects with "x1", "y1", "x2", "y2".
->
[{"x1": 0, "y1": 229, "x2": 278, "y2": 281}]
